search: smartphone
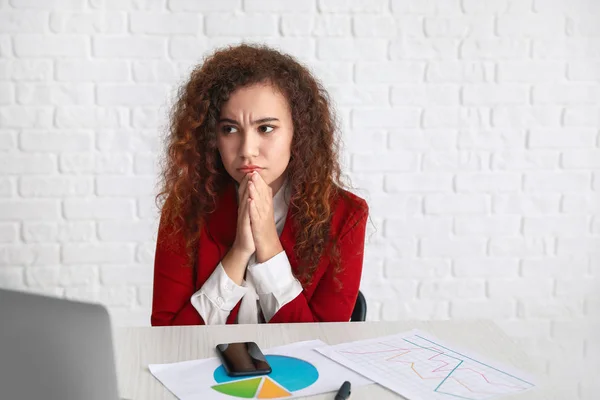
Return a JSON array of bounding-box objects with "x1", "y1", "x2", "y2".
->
[{"x1": 215, "y1": 342, "x2": 272, "y2": 377}]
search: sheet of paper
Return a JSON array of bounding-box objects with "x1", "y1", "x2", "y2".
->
[
  {"x1": 316, "y1": 330, "x2": 537, "y2": 400},
  {"x1": 149, "y1": 340, "x2": 372, "y2": 400}
]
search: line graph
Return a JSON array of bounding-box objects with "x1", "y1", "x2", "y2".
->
[{"x1": 317, "y1": 331, "x2": 535, "y2": 400}]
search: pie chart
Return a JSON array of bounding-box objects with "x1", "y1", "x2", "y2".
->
[{"x1": 211, "y1": 355, "x2": 319, "y2": 398}]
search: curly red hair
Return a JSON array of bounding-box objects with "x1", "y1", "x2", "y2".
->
[{"x1": 157, "y1": 44, "x2": 354, "y2": 286}]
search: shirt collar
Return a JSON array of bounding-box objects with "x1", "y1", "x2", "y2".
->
[{"x1": 273, "y1": 177, "x2": 291, "y2": 225}]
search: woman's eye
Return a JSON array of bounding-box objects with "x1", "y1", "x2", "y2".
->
[
  {"x1": 222, "y1": 125, "x2": 238, "y2": 134},
  {"x1": 259, "y1": 125, "x2": 274, "y2": 134}
]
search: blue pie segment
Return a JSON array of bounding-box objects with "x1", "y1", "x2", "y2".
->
[{"x1": 213, "y1": 355, "x2": 319, "y2": 393}]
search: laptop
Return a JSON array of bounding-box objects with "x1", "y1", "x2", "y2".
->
[{"x1": 0, "y1": 288, "x2": 121, "y2": 400}]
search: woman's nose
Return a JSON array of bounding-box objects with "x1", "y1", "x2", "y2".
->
[{"x1": 239, "y1": 132, "x2": 259, "y2": 159}]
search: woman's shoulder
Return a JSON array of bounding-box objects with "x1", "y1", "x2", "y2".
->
[
  {"x1": 334, "y1": 188, "x2": 368, "y2": 214},
  {"x1": 330, "y1": 188, "x2": 369, "y2": 237}
]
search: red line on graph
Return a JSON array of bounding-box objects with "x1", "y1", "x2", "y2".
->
[
  {"x1": 339, "y1": 345, "x2": 420, "y2": 355},
  {"x1": 451, "y1": 377, "x2": 500, "y2": 395},
  {"x1": 384, "y1": 350, "x2": 454, "y2": 379},
  {"x1": 428, "y1": 352, "x2": 451, "y2": 372},
  {"x1": 338, "y1": 339, "x2": 528, "y2": 392},
  {"x1": 452, "y1": 368, "x2": 528, "y2": 390}
]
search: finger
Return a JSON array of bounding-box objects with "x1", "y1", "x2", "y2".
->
[
  {"x1": 248, "y1": 198, "x2": 255, "y2": 226},
  {"x1": 238, "y1": 193, "x2": 247, "y2": 222},
  {"x1": 249, "y1": 198, "x2": 260, "y2": 224},
  {"x1": 253, "y1": 172, "x2": 273, "y2": 214},
  {"x1": 239, "y1": 173, "x2": 251, "y2": 202},
  {"x1": 239, "y1": 186, "x2": 248, "y2": 209},
  {"x1": 244, "y1": 198, "x2": 251, "y2": 222},
  {"x1": 240, "y1": 173, "x2": 251, "y2": 194},
  {"x1": 249, "y1": 181, "x2": 267, "y2": 218},
  {"x1": 257, "y1": 171, "x2": 272, "y2": 195},
  {"x1": 250, "y1": 172, "x2": 268, "y2": 203},
  {"x1": 238, "y1": 191, "x2": 249, "y2": 221},
  {"x1": 240, "y1": 182, "x2": 253, "y2": 212},
  {"x1": 249, "y1": 177, "x2": 267, "y2": 206},
  {"x1": 247, "y1": 180, "x2": 257, "y2": 200}
]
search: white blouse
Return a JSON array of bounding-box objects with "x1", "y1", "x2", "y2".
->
[{"x1": 190, "y1": 180, "x2": 303, "y2": 324}]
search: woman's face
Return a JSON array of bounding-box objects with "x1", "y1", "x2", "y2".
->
[{"x1": 217, "y1": 82, "x2": 294, "y2": 195}]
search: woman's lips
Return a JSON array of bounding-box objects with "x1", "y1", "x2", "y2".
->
[{"x1": 237, "y1": 166, "x2": 262, "y2": 173}]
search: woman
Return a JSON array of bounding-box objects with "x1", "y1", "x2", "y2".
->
[{"x1": 151, "y1": 44, "x2": 368, "y2": 326}]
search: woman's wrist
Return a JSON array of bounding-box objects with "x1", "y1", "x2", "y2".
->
[
  {"x1": 222, "y1": 245, "x2": 252, "y2": 285},
  {"x1": 255, "y1": 237, "x2": 283, "y2": 264},
  {"x1": 231, "y1": 241, "x2": 254, "y2": 260}
]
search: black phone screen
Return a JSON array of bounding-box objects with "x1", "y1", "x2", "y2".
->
[{"x1": 216, "y1": 342, "x2": 272, "y2": 377}]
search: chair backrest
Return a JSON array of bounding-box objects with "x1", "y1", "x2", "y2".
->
[{"x1": 350, "y1": 290, "x2": 367, "y2": 322}]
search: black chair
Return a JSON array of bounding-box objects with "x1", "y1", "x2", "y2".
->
[{"x1": 350, "y1": 290, "x2": 367, "y2": 322}]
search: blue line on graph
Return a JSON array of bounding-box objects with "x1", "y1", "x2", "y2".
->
[
  {"x1": 436, "y1": 390, "x2": 483, "y2": 400},
  {"x1": 403, "y1": 338, "x2": 464, "y2": 365},
  {"x1": 434, "y1": 360, "x2": 464, "y2": 392},
  {"x1": 352, "y1": 334, "x2": 533, "y2": 400},
  {"x1": 415, "y1": 335, "x2": 534, "y2": 386}
]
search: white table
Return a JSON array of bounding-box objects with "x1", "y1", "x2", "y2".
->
[{"x1": 115, "y1": 320, "x2": 555, "y2": 399}]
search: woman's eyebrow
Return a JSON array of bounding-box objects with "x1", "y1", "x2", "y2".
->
[{"x1": 218, "y1": 117, "x2": 280, "y2": 125}]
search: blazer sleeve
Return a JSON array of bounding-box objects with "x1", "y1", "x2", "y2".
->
[
  {"x1": 268, "y1": 203, "x2": 368, "y2": 324},
  {"x1": 150, "y1": 212, "x2": 204, "y2": 326}
]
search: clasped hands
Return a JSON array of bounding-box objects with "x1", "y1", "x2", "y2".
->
[{"x1": 232, "y1": 171, "x2": 283, "y2": 264}]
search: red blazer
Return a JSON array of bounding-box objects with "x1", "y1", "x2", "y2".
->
[{"x1": 151, "y1": 181, "x2": 368, "y2": 326}]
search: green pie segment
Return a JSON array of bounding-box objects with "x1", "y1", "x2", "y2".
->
[
  {"x1": 212, "y1": 355, "x2": 319, "y2": 398},
  {"x1": 212, "y1": 377, "x2": 262, "y2": 398}
]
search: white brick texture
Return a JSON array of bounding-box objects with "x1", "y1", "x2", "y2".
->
[{"x1": 1, "y1": 3, "x2": 597, "y2": 397}]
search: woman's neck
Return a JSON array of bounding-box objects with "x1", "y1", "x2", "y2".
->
[{"x1": 269, "y1": 173, "x2": 288, "y2": 197}]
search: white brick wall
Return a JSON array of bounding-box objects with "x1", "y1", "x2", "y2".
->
[{"x1": 1, "y1": 0, "x2": 598, "y2": 397}]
